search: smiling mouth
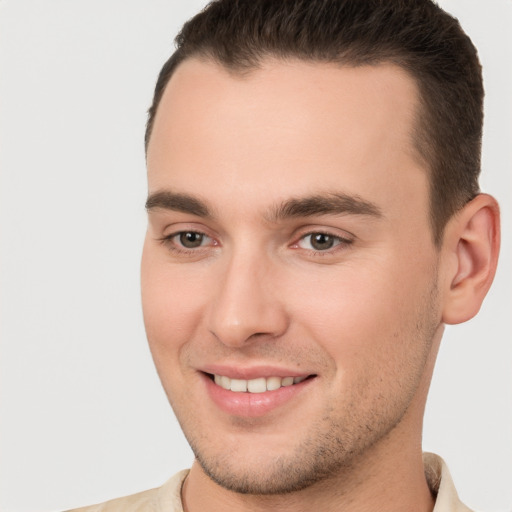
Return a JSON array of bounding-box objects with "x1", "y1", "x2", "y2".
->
[{"x1": 208, "y1": 373, "x2": 316, "y2": 393}]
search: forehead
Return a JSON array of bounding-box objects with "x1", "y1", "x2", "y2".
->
[{"x1": 146, "y1": 58, "x2": 428, "y2": 223}]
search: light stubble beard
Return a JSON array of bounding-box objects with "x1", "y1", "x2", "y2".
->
[{"x1": 177, "y1": 277, "x2": 441, "y2": 496}]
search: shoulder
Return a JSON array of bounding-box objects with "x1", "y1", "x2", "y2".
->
[
  {"x1": 64, "y1": 470, "x2": 189, "y2": 512},
  {"x1": 65, "y1": 487, "x2": 158, "y2": 512}
]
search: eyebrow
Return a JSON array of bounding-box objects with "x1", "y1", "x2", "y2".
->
[
  {"x1": 267, "y1": 193, "x2": 383, "y2": 222},
  {"x1": 145, "y1": 190, "x2": 383, "y2": 221},
  {"x1": 145, "y1": 191, "x2": 211, "y2": 217}
]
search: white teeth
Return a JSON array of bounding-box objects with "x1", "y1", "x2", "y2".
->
[
  {"x1": 230, "y1": 378, "x2": 248, "y2": 392},
  {"x1": 212, "y1": 374, "x2": 309, "y2": 393},
  {"x1": 247, "y1": 377, "x2": 267, "y2": 393},
  {"x1": 281, "y1": 377, "x2": 294, "y2": 387},
  {"x1": 266, "y1": 376, "x2": 282, "y2": 391},
  {"x1": 220, "y1": 375, "x2": 231, "y2": 390}
]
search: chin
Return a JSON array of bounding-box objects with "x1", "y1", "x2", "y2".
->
[
  {"x1": 185, "y1": 424, "x2": 366, "y2": 496},
  {"x1": 195, "y1": 451, "x2": 336, "y2": 495}
]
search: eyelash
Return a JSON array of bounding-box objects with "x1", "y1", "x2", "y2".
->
[
  {"x1": 292, "y1": 231, "x2": 354, "y2": 254},
  {"x1": 158, "y1": 231, "x2": 216, "y2": 255},
  {"x1": 158, "y1": 230, "x2": 354, "y2": 257}
]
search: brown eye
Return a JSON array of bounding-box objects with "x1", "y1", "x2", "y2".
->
[
  {"x1": 296, "y1": 232, "x2": 351, "y2": 252},
  {"x1": 178, "y1": 232, "x2": 205, "y2": 248},
  {"x1": 309, "y1": 233, "x2": 335, "y2": 250}
]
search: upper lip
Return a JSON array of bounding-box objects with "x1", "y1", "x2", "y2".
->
[{"x1": 200, "y1": 364, "x2": 314, "y2": 380}]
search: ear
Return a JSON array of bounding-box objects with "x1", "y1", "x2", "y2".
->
[{"x1": 441, "y1": 193, "x2": 500, "y2": 325}]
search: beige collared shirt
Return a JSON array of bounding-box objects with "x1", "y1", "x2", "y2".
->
[{"x1": 67, "y1": 453, "x2": 473, "y2": 512}]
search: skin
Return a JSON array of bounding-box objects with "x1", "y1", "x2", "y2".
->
[{"x1": 142, "y1": 58, "x2": 499, "y2": 512}]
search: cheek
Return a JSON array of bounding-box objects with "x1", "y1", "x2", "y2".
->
[
  {"x1": 140, "y1": 240, "x2": 207, "y2": 364},
  {"x1": 284, "y1": 254, "x2": 437, "y2": 379}
]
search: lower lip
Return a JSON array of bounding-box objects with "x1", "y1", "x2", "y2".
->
[{"x1": 203, "y1": 374, "x2": 314, "y2": 417}]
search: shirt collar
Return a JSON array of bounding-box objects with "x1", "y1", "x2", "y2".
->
[{"x1": 424, "y1": 453, "x2": 474, "y2": 512}]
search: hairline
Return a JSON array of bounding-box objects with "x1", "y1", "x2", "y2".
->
[{"x1": 145, "y1": 52, "x2": 454, "y2": 247}]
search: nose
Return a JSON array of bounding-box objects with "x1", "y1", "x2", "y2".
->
[{"x1": 206, "y1": 251, "x2": 289, "y2": 347}]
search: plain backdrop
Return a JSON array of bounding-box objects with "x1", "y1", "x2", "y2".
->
[{"x1": 0, "y1": 1, "x2": 511, "y2": 511}]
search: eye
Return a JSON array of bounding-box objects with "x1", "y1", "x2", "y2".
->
[
  {"x1": 161, "y1": 230, "x2": 214, "y2": 251},
  {"x1": 176, "y1": 231, "x2": 208, "y2": 249},
  {"x1": 297, "y1": 232, "x2": 349, "y2": 251}
]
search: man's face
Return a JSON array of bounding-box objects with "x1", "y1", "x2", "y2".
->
[{"x1": 142, "y1": 59, "x2": 443, "y2": 493}]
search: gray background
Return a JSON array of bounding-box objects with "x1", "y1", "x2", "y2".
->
[{"x1": 1, "y1": 1, "x2": 511, "y2": 510}]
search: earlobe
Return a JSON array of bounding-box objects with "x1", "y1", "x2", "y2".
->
[{"x1": 441, "y1": 194, "x2": 500, "y2": 325}]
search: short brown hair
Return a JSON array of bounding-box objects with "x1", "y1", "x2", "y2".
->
[{"x1": 145, "y1": 0, "x2": 484, "y2": 244}]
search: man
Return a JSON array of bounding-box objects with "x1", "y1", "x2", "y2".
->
[{"x1": 69, "y1": 0, "x2": 500, "y2": 510}]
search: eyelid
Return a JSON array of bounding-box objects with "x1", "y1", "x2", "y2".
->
[
  {"x1": 292, "y1": 225, "x2": 355, "y2": 242},
  {"x1": 159, "y1": 221, "x2": 218, "y2": 240},
  {"x1": 157, "y1": 223, "x2": 220, "y2": 256},
  {"x1": 162, "y1": 229, "x2": 213, "y2": 242},
  {"x1": 290, "y1": 227, "x2": 355, "y2": 253},
  {"x1": 168, "y1": 230, "x2": 212, "y2": 246}
]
